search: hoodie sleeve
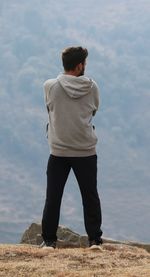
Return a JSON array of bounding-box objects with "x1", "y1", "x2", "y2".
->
[
  {"x1": 92, "y1": 81, "x2": 100, "y2": 116},
  {"x1": 43, "y1": 80, "x2": 50, "y2": 106},
  {"x1": 43, "y1": 79, "x2": 57, "y2": 112}
]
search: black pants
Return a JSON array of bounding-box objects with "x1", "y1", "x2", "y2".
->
[{"x1": 42, "y1": 154, "x2": 102, "y2": 242}]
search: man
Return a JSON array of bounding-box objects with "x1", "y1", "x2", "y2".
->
[{"x1": 41, "y1": 46, "x2": 103, "y2": 249}]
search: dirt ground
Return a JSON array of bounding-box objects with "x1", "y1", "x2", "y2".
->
[{"x1": 0, "y1": 243, "x2": 150, "y2": 277}]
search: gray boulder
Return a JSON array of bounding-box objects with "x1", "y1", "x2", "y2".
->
[
  {"x1": 20, "y1": 223, "x2": 88, "y2": 248},
  {"x1": 20, "y1": 222, "x2": 150, "y2": 252}
]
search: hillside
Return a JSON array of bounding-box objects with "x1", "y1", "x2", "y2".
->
[{"x1": 0, "y1": 243, "x2": 150, "y2": 277}]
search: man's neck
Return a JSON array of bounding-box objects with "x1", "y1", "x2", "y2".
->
[{"x1": 64, "y1": 70, "x2": 78, "y2": 77}]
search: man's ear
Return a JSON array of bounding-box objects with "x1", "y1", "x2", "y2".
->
[{"x1": 76, "y1": 63, "x2": 82, "y2": 71}]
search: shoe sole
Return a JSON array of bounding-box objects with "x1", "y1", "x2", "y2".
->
[
  {"x1": 89, "y1": 245, "x2": 103, "y2": 251},
  {"x1": 41, "y1": 246, "x2": 55, "y2": 250}
]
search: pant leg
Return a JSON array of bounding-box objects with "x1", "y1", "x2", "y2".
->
[
  {"x1": 71, "y1": 155, "x2": 102, "y2": 240},
  {"x1": 42, "y1": 155, "x2": 71, "y2": 242}
]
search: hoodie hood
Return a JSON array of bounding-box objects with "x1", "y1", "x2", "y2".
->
[{"x1": 57, "y1": 73, "x2": 93, "y2": 98}]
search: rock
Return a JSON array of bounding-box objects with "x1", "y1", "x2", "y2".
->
[
  {"x1": 21, "y1": 223, "x2": 42, "y2": 245},
  {"x1": 56, "y1": 225, "x2": 88, "y2": 248},
  {"x1": 20, "y1": 223, "x2": 88, "y2": 248},
  {"x1": 20, "y1": 223, "x2": 150, "y2": 252}
]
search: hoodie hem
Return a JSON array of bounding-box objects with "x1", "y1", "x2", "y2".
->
[{"x1": 51, "y1": 148, "x2": 96, "y2": 157}]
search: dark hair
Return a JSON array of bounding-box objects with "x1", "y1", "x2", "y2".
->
[{"x1": 62, "y1": 46, "x2": 88, "y2": 71}]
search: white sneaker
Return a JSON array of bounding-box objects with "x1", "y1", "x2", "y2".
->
[
  {"x1": 89, "y1": 239, "x2": 103, "y2": 251},
  {"x1": 40, "y1": 241, "x2": 56, "y2": 249}
]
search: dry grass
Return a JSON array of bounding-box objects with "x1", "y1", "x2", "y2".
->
[{"x1": 0, "y1": 243, "x2": 150, "y2": 277}]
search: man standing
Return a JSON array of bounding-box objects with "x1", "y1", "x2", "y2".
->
[{"x1": 41, "y1": 46, "x2": 103, "y2": 249}]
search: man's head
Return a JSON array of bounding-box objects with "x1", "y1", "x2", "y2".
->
[{"x1": 62, "y1": 46, "x2": 88, "y2": 76}]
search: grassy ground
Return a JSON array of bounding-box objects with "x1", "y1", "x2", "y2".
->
[{"x1": 0, "y1": 243, "x2": 150, "y2": 277}]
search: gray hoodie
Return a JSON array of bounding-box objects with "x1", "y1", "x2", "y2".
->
[{"x1": 43, "y1": 73, "x2": 100, "y2": 157}]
